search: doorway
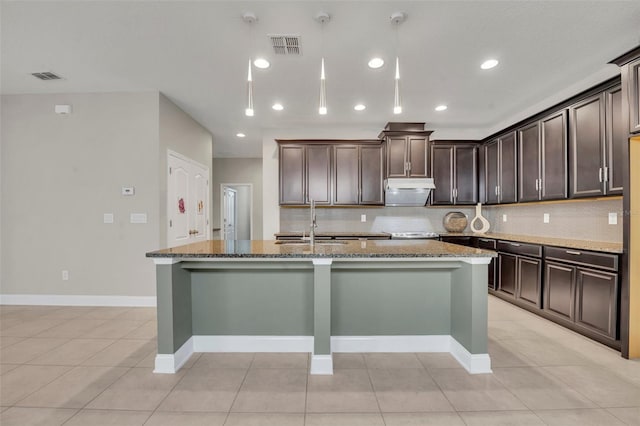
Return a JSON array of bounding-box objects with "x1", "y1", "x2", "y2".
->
[
  {"x1": 167, "y1": 151, "x2": 210, "y2": 248},
  {"x1": 221, "y1": 183, "x2": 253, "y2": 240}
]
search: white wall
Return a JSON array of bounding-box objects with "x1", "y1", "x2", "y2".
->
[
  {"x1": 212, "y1": 158, "x2": 262, "y2": 240},
  {"x1": 158, "y1": 94, "x2": 213, "y2": 245},
  {"x1": 0, "y1": 92, "x2": 212, "y2": 300},
  {"x1": 1, "y1": 93, "x2": 159, "y2": 297}
]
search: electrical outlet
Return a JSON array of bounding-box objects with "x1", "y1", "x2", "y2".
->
[
  {"x1": 62, "y1": 270, "x2": 69, "y2": 281},
  {"x1": 609, "y1": 212, "x2": 618, "y2": 225},
  {"x1": 361, "y1": 214, "x2": 366, "y2": 223},
  {"x1": 502, "y1": 214, "x2": 507, "y2": 222},
  {"x1": 103, "y1": 213, "x2": 114, "y2": 224},
  {"x1": 543, "y1": 213, "x2": 550, "y2": 223}
]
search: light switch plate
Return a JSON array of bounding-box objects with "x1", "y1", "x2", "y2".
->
[
  {"x1": 543, "y1": 213, "x2": 550, "y2": 223},
  {"x1": 361, "y1": 214, "x2": 366, "y2": 223},
  {"x1": 62, "y1": 270, "x2": 69, "y2": 281},
  {"x1": 103, "y1": 213, "x2": 114, "y2": 224},
  {"x1": 502, "y1": 214, "x2": 507, "y2": 222},
  {"x1": 130, "y1": 213, "x2": 147, "y2": 224},
  {"x1": 608, "y1": 212, "x2": 618, "y2": 225}
]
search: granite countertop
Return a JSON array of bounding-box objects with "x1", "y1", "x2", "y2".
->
[
  {"x1": 275, "y1": 232, "x2": 391, "y2": 239},
  {"x1": 146, "y1": 239, "x2": 496, "y2": 259},
  {"x1": 441, "y1": 232, "x2": 623, "y2": 254}
]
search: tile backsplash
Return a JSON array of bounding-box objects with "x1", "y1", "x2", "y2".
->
[{"x1": 280, "y1": 198, "x2": 623, "y2": 243}]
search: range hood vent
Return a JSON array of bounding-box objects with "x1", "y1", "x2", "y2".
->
[{"x1": 384, "y1": 178, "x2": 435, "y2": 207}]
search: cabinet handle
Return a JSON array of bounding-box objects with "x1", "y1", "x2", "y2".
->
[
  {"x1": 535, "y1": 179, "x2": 539, "y2": 191},
  {"x1": 495, "y1": 186, "x2": 498, "y2": 196},
  {"x1": 599, "y1": 167, "x2": 603, "y2": 183},
  {"x1": 566, "y1": 250, "x2": 581, "y2": 255},
  {"x1": 497, "y1": 185, "x2": 500, "y2": 196},
  {"x1": 510, "y1": 242, "x2": 521, "y2": 247},
  {"x1": 479, "y1": 238, "x2": 491, "y2": 242},
  {"x1": 604, "y1": 166, "x2": 609, "y2": 183},
  {"x1": 407, "y1": 162, "x2": 411, "y2": 172}
]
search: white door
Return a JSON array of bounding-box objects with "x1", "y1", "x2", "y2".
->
[
  {"x1": 223, "y1": 187, "x2": 237, "y2": 240},
  {"x1": 167, "y1": 152, "x2": 210, "y2": 248}
]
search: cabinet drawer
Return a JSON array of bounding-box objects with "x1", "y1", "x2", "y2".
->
[
  {"x1": 544, "y1": 246, "x2": 618, "y2": 272},
  {"x1": 476, "y1": 238, "x2": 497, "y2": 250},
  {"x1": 497, "y1": 240, "x2": 542, "y2": 257}
]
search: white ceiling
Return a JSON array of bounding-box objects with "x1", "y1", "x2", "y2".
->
[{"x1": 2, "y1": 1, "x2": 640, "y2": 158}]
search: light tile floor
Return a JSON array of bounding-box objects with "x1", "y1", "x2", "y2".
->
[{"x1": 1, "y1": 296, "x2": 639, "y2": 425}]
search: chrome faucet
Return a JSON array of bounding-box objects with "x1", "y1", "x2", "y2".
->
[{"x1": 309, "y1": 199, "x2": 317, "y2": 247}]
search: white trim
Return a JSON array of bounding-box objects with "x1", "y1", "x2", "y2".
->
[
  {"x1": 193, "y1": 335, "x2": 314, "y2": 353},
  {"x1": 0, "y1": 294, "x2": 156, "y2": 307},
  {"x1": 152, "y1": 258, "x2": 182, "y2": 265},
  {"x1": 310, "y1": 354, "x2": 333, "y2": 375},
  {"x1": 154, "y1": 337, "x2": 194, "y2": 374},
  {"x1": 312, "y1": 258, "x2": 333, "y2": 266},
  {"x1": 450, "y1": 338, "x2": 492, "y2": 374},
  {"x1": 168, "y1": 149, "x2": 208, "y2": 171},
  {"x1": 461, "y1": 257, "x2": 492, "y2": 265},
  {"x1": 331, "y1": 335, "x2": 451, "y2": 353}
]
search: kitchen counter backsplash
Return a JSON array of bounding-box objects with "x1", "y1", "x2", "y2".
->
[{"x1": 279, "y1": 198, "x2": 622, "y2": 244}]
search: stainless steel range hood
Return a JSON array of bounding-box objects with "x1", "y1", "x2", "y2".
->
[{"x1": 384, "y1": 178, "x2": 436, "y2": 206}]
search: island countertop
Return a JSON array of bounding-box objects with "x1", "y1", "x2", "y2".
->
[{"x1": 146, "y1": 239, "x2": 497, "y2": 259}]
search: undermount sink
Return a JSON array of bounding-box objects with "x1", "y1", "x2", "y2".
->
[{"x1": 275, "y1": 240, "x2": 348, "y2": 245}]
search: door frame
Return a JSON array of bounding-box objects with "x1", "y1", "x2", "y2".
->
[{"x1": 220, "y1": 183, "x2": 253, "y2": 240}]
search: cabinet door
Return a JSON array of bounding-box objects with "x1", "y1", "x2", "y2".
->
[
  {"x1": 333, "y1": 145, "x2": 359, "y2": 205},
  {"x1": 430, "y1": 145, "x2": 454, "y2": 205},
  {"x1": 575, "y1": 268, "x2": 618, "y2": 338},
  {"x1": 360, "y1": 145, "x2": 385, "y2": 205},
  {"x1": 606, "y1": 86, "x2": 625, "y2": 194},
  {"x1": 306, "y1": 145, "x2": 332, "y2": 204},
  {"x1": 500, "y1": 132, "x2": 518, "y2": 204},
  {"x1": 517, "y1": 257, "x2": 542, "y2": 308},
  {"x1": 518, "y1": 122, "x2": 541, "y2": 202},
  {"x1": 540, "y1": 110, "x2": 568, "y2": 200},
  {"x1": 454, "y1": 145, "x2": 478, "y2": 204},
  {"x1": 498, "y1": 253, "x2": 517, "y2": 297},
  {"x1": 629, "y1": 58, "x2": 640, "y2": 134},
  {"x1": 279, "y1": 145, "x2": 305, "y2": 205},
  {"x1": 408, "y1": 137, "x2": 428, "y2": 177},
  {"x1": 387, "y1": 137, "x2": 408, "y2": 177},
  {"x1": 569, "y1": 95, "x2": 605, "y2": 198},
  {"x1": 484, "y1": 140, "x2": 499, "y2": 204},
  {"x1": 477, "y1": 238, "x2": 497, "y2": 289},
  {"x1": 544, "y1": 261, "x2": 575, "y2": 321}
]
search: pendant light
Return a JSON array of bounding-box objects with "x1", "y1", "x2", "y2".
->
[
  {"x1": 391, "y1": 12, "x2": 406, "y2": 115},
  {"x1": 315, "y1": 12, "x2": 331, "y2": 115},
  {"x1": 242, "y1": 12, "x2": 257, "y2": 117}
]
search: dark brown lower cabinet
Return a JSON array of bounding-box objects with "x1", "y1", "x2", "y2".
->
[
  {"x1": 497, "y1": 241, "x2": 542, "y2": 308},
  {"x1": 498, "y1": 253, "x2": 517, "y2": 296},
  {"x1": 517, "y1": 257, "x2": 542, "y2": 308},
  {"x1": 543, "y1": 247, "x2": 620, "y2": 344},
  {"x1": 476, "y1": 238, "x2": 497, "y2": 290}
]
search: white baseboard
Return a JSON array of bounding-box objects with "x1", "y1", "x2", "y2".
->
[
  {"x1": 193, "y1": 335, "x2": 314, "y2": 353},
  {"x1": 310, "y1": 354, "x2": 333, "y2": 375},
  {"x1": 154, "y1": 337, "x2": 194, "y2": 373},
  {"x1": 450, "y1": 338, "x2": 492, "y2": 374},
  {"x1": 331, "y1": 335, "x2": 451, "y2": 353},
  {"x1": 0, "y1": 294, "x2": 156, "y2": 307}
]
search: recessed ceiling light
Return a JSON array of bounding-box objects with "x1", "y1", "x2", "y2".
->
[
  {"x1": 236, "y1": 133, "x2": 246, "y2": 138},
  {"x1": 354, "y1": 104, "x2": 366, "y2": 111},
  {"x1": 435, "y1": 105, "x2": 448, "y2": 111},
  {"x1": 480, "y1": 59, "x2": 499, "y2": 70},
  {"x1": 253, "y1": 58, "x2": 270, "y2": 69},
  {"x1": 368, "y1": 57, "x2": 384, "y2": 69},
  {"x1": 272, "y1": 103, "x2": 284, "y2": 111}
]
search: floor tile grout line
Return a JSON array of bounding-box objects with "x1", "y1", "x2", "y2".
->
[
  {"x1": 222, "y1": 352, "x2": 256, "y2": 425},
  {"x1": 364, "y1": 359, "x2": 386, "y2": 425},
  {"x1": 9, "y1": 364, "x2": 75, "y2": 410},
  {"x1": 141, "y1": 361, "x2": 199, "y2": 426}
]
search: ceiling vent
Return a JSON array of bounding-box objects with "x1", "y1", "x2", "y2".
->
[
  {"x1": 31, "y1": 72, "x2": 62, "y2": 80},
  {"x1": 269, "y1": 35, "x2": 301, "y2": 55}
]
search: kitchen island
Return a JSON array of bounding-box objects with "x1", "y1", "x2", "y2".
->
[{"x1": 146, "y1": 239, "x2": 495, "y2": 375}]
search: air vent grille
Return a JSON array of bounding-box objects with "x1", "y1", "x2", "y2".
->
[
  {"x1": 269, "y1": 35, "x2": 301, "y2": 55},
  {"x1": 31, "y1": 72, "x2": 62, "y2": 80}
]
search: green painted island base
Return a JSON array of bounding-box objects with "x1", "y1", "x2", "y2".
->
[{"x1": 152, "y1": 257, "x2": 492, "y2": 375}]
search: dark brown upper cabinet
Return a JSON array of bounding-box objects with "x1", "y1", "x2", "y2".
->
[
  {"x1": 627, "y1": 57, "x2": 640, "y2": 134},
  {"x1": 333, "y1": 144, "x2": 384, "y2": 205},
  {"x1": 484, "y1": 131, "x2": 517, "y2": 204},
  {"x1": 430, "y1": 143, "x2": 478, "y2": 205},
  {"x1": 279, "y1": 144, "x2": 332, "y2": 206},
  {"x1": 278, "y1": 140, "x2": 383, "y2": 206},
  {"x1": 569, "y1": 85, "x2": 624, "y2": 198},
  {"x1": 518, "y1": 111, "x2": 568, "y2": 202},
  {"x1": 379, "y1": 123, "x2": 432, "y2": 178}
]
